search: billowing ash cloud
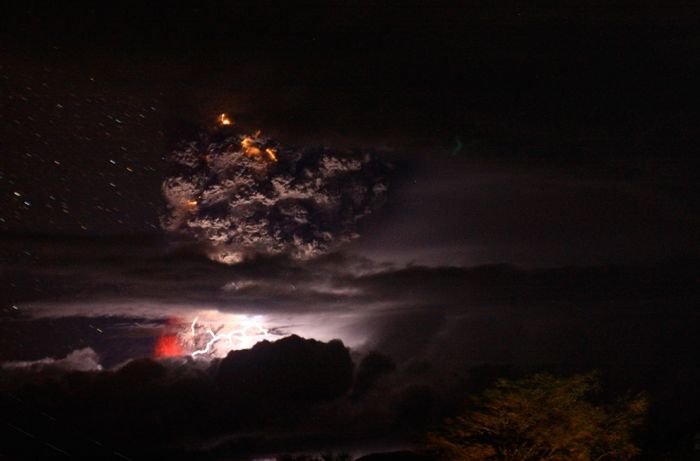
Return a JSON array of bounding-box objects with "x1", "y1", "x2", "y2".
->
[{"x1": 161, "y1": 131, "x2": 389, "y2": 263}]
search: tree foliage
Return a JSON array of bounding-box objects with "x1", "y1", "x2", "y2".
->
[{"x1": 427, "y1": 373, "x2": 647, "y2": 461}]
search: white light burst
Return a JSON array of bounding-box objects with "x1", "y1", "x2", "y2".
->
[{"x1": 186, "y1": 314, "x2": 274, "y2": 359}]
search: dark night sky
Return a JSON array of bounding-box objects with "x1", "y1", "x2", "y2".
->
[
  {"x1": 2, "y1": 2, "x2": 700, "y2": 264},
  {"x1": 1, "y1": 2, "x2": 700, "y2": 460}
]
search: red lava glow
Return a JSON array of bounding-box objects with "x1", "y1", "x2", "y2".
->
[{"x1": 154, "y1": 334, "x2": 183, "y2": 357}]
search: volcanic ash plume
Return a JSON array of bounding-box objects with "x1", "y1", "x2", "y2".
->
[{"x1": 161, "y1": 131, "x2": 388, "y2": 263}]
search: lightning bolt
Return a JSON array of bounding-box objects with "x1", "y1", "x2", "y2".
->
[
  {"x1": 189, "y1": 315, "x2": 271, "y2": 359},
  {"x1": 190, "y1": 316, "x2": 199, "y2": 337}
]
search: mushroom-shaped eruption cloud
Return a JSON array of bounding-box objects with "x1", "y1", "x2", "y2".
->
[{"x1": 161, "y1": 130, "x2": 389, "y2": 263}]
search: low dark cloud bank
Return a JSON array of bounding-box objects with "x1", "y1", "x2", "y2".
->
[
  {"x1": 0, "y1": 336, "x2": 420, "y2": 460},
  {"x1": 1, "y1": 235, "x2": 699, "y2": 458}
]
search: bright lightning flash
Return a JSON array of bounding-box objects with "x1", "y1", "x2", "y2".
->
[{"x1": 186, "y1": 314, "x2": 274, "y2": 359}]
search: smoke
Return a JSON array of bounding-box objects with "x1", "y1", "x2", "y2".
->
[
  {"x1": 2, "y1": 347, "x2": 102, "y2": 371},
  {"x1": 161, "y1": 131, "x2": 389, "y2": 263}
]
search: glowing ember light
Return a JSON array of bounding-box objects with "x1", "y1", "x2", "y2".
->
[
  {"x1": 241, "y1": 136, "x2": 263, "y2": 158},
  {"x1": 239, "y1": 135, "x2": 278, "y2": 163},
  {"x1": 218, "y1": 113, "x2": 233, "y2": 126},
  {"x1": 265, "y1": 147, "x2": 278, "y2": 162},
  {"x1": 184, "y1": 199, "x2": 198, "y2": 210}
]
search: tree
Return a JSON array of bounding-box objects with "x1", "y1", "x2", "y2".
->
[{"x1": 427, "y1": 373, "x2": 647, "y2": 461}]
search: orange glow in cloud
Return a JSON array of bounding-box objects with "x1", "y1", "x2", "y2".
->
[
  {"x1": 154, "y1": 318, "x2": 185, "y2": 357},
  {"x1": 240, "y1": 135, "x2": 278, "y2": 162},
  {"x1": 241, "y1": 136, "x2": 262, "y2": 157},
  {"x1": 265, "y1": 148, "x2": 278, "y2": 162},
  {"x1": 154, "y1": 334, "x2": 183, "y2": 357}
]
